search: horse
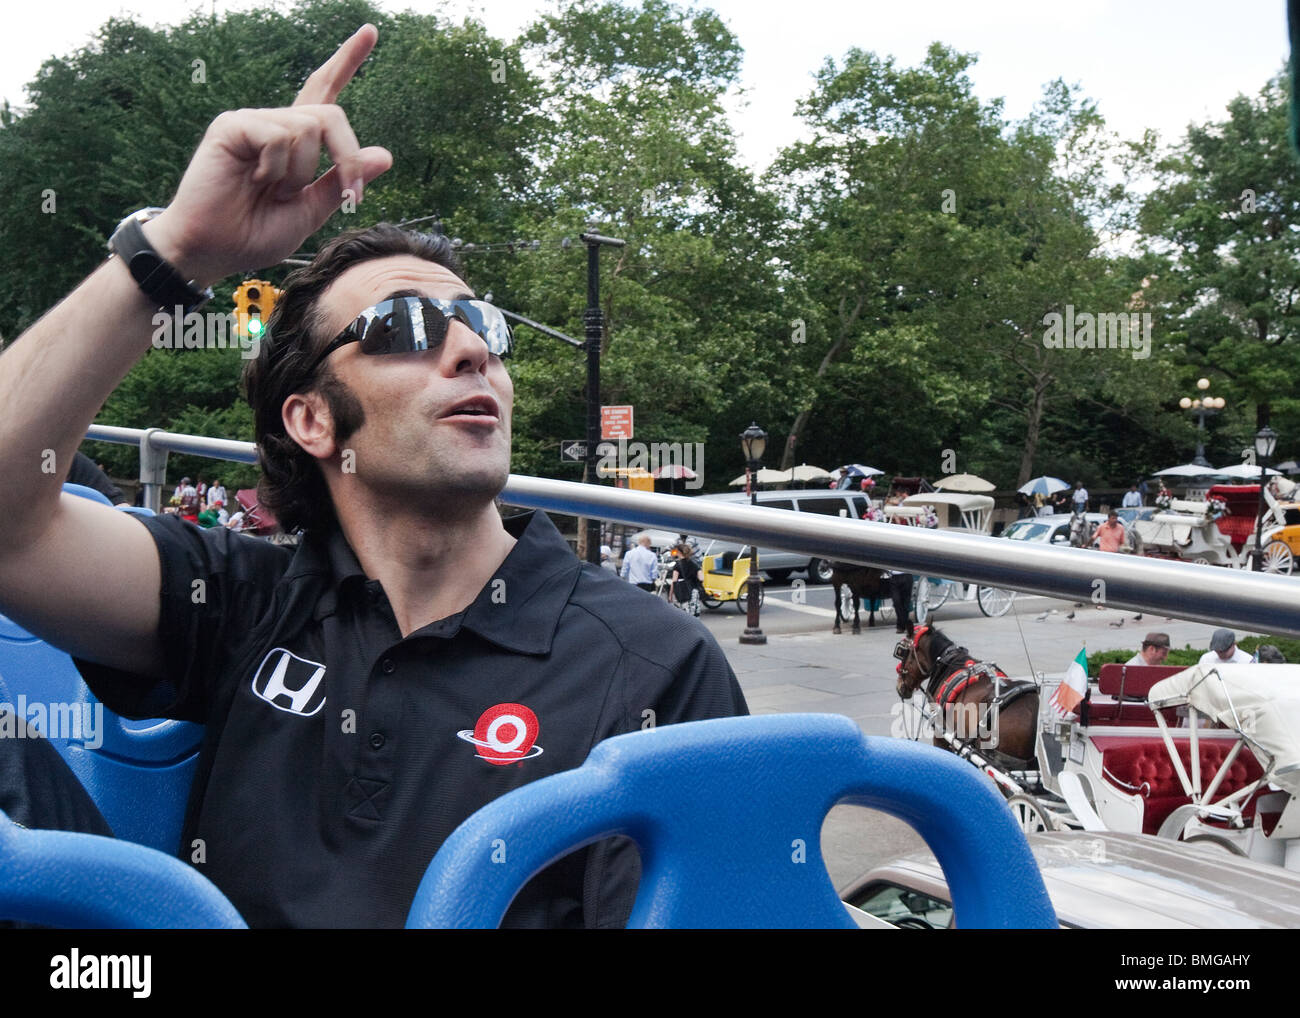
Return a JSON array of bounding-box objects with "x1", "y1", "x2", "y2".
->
[
  {"x1": 893, "y1": 625, "x2": 1039, "y2": 765},
  {"x1": 830, "y1": 562, "x2": 889, "y2": 634},
  {"x1": 1068, "y1": 512, "x2": 1093, "y2": 548}
]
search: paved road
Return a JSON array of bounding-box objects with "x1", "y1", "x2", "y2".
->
[{"x1": 690, "y1": 579, "x2": 1260, "y2": 888}]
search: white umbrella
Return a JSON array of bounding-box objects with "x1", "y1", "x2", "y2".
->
[
  {"x1": 935, "y1": 473, "x2": 996, "y2": 493},
  {"x1": 784, "y1": 463, "x2": 832, "y2": 482},
  {"x1": 727, "y1": 468, "x2": 796, "y2": 487},
  {"x1": 1017, "y1": 476, "x2": 1070, "y2": 497},
  {"x1": 1153, "y1": 464, "x2": 1226, "y2": 478},
  {"x1": 1214, "y1": 463, "x2": 1282, "y2": 480}
]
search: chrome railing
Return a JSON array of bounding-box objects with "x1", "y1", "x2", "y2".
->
[{"x1": 87, "y1": 426, "x2": 1300, "y2": 637}]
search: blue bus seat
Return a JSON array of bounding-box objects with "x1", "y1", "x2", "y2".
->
[
  {"x1": 61, "y1": 482, "x2": 113, "y2": 506},
  {"x1": 0, "y1": 484, "x2": 201, "y2": 853},
  {"x1": 0, "y1": 808, "x2": 244, "y2": 928},
  {"x1": 405, "y1": 713, "x2": 1058, "y2": 929}
]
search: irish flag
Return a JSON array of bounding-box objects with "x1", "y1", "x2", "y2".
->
[{"x1": 1051, "y1": 648, "x2": 1089, "y2": 717}]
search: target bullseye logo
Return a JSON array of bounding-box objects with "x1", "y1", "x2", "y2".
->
[{"x1": 457, "y1": 703, "x2": 544, "y2": 765}]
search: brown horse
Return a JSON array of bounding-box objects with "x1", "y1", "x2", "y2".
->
[
  {"x1": 893, "y1": 625, "x2": 1039, "y2": 765},
  {"x1": 830, "y1": 562, "x2": 887, "y2": 634}
]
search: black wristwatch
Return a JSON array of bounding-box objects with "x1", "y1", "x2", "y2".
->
[{"x1": 107, "y1": 208, "x2": 213, "y2": 314}]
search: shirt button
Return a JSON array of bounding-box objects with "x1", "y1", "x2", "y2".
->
[
  {"x1": 381, "y1": 658, "x2": 396, "y2": 674},
  {"x1": 369, "y1": 732, "x2": 386, "y2": 750}
]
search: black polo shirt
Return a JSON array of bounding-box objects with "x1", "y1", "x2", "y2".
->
[{"x1": 73, "y1": 510, "x2": 747, "y2": 928}]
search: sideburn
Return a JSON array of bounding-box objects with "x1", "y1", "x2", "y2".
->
[{"x1": 317, "y1": 364, "x2": 367, "y2": 443}]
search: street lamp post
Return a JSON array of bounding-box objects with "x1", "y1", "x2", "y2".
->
[
  {"x1": 739, "y1": 423, "x2": 767, "y2": 646},
  {"x1": 1252, "y1": 426, "x2": 1279, "y2": 572},
  {"x1": 1178, "y1": 378, "x2": 1225, "y2": 467}
]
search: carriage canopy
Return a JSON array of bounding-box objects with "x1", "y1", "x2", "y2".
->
[
  {"x1": 1148, "y1": 664, "x2": 1300, "y2": 795},
  {"x1": 899, "y1": 493, "x2": 995, "y2": 533}
]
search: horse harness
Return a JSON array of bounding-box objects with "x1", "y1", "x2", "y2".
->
[{"x1": 898, "y1": 626, "x2": 1036, "y2": 716}]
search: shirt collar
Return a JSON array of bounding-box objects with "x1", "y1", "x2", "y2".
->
[{"x1": 303, "y1": 510, "x2": 581, "y2": 655}]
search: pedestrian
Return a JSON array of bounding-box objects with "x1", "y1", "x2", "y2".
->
[
  {"x1": 1090, "y1": 510, "x2": 1126, "y2": 552},
  {"x1": 0, "y1": 25, "x2": 744, "y2": 930},
  {"x1": 1126, "y1": 632, "x2": 1170, "y2": 666},
  {"x1": 599, "y1": 544, "x2": 617, "y2": 573},
  {"x1": 1121, "y1": 485, "x2": 1142, "y2": 508},
  {"x1": 620, "y1": 535, "x2": 659, "y2": 591},
  {"x1": 1072, "y1": 481, "x2": 1089, "y2": 514},
  {"x1": 1198, "y1": 629, "x2": 1254, "y2": 667},
  {"x1": 668, "y1": 542, "x2": 704, "y2": 616},
  {"x1": 208, "y1": 477, "x2": 227, "y2": 509},
  {"x1": 177, "y1": 476, "x2": 200, "y2": 523}
]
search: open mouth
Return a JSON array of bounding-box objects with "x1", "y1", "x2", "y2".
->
[{"x1": 441, "y1": 396, "x2": 500, "y2": 420}]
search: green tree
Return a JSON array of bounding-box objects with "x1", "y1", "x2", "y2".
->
[{"x1": 1139, "y1": 68, "x2": 1300, "y2": 461}]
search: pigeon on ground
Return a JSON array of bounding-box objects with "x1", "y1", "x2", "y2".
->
[
  {"x1": 1133, "y1": 613, "x2": 1143, "y2": 621},
  {"x1": 1065, "y1": 611, "x2": 1076, "y2": 620},
  {"x1": 1109, "y1": 618, "x2": 1124, "y2": 628},
  {"x1": 1036, "y1": 611, "x2": 1050, "y2": 621}
]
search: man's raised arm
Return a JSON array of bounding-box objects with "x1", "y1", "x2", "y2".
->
[{"x1": 0, "y1": 25, "x2": 390, "y2": 680}]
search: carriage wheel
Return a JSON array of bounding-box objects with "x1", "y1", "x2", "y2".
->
[
  {"x1": 735, "y1": 581, "x2": 765, "y2": 614},
  {"x1": 810, "y1": 558, "x2": 835, "y2": 584},
  {"x1": 1005, "y1": 793, "x2": 1057, "y2": 834},
  {"x1": 701, "y1": 594, "x2": 723, "y2": 610},
  {"x1": 1262, "y1": 540, "x2": 1295, "y2": 575},
  {"x1": 914, "y1": 578, "x2": 931, "y2": 624},
  {"x1": 977, "y1": 586, "x2": 1016, "y2": 617}
]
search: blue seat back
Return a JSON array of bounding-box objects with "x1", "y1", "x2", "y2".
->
[
  {"x1": 0, "y1": 808, "x2": 244, "y2": 928},
  {"x1": 0, "y1": 485, "x2": 202, "y2": 853},
  {"x1": 406, "y1": 714, "x2": 1057, "y2": 929}
]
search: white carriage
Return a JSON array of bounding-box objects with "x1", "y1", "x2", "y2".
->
[
  {"x1": 885, "y1": 493, "x2": 1017, "y2": 621},
  {"x1": 1132, "y1": 483, "x2": 1295, "y2": 571},
  {"x1": 1030, "y1": 662, "x2": 1300, "y2": 872}
]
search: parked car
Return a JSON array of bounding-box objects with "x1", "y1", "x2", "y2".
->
[
  {"x1": 1001, "y1": 512, "x2": 1138, "y2": 552},
  {"x1": 633, "y1": 489, "x2": 873, "y2": 583},
  {"x1": 840, "y1": 830, "x2": 1300, "y2": 928}
]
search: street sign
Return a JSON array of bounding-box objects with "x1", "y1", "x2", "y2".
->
[
  {"x1": 560, "y1": 440, "x2": 587, "y2": 462},
  {"x1": 602, "y1": 405, "x2": 633, "y2": 440}
]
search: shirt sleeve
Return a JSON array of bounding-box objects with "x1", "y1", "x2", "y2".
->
[{"x1": 72, "y1": 514, "x2": 289, "y2": 722}]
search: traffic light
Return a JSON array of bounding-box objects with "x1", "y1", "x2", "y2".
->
[{"x1": 233, "y1": 279, "x2": 280, "y2": 340}]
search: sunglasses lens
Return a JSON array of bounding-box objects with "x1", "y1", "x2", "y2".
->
[{"x1": 355, "y1": 298, "x2": 510, "y2": 358}]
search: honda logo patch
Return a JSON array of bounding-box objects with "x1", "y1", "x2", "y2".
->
[{"x1": 250, "y1": 648, "x2": 328, "y2": 716}]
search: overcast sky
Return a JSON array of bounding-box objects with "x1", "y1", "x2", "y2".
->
[{"x1": 1, "y1": 0, "x2": 1290, "y2": 171}]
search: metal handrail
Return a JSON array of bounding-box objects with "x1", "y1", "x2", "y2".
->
[{"x1": 86, "y1": 426, "x2": 1300, "y2": 636}]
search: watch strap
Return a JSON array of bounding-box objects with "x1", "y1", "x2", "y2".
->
[{"x1": 109, "y1": 211, "x2": 213, "y2": 314}]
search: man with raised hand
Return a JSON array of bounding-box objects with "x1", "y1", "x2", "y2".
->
[{"x1": 0, "y1": 25, "x2": 745, "y2": 929}]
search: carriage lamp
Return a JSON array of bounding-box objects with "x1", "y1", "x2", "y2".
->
[
  {"x1": 739, "y1": 422, "x2": 768, "y2": 645},
  {"x1": 1253, "y1": 426, "x2": 1279, "y2": 572}
]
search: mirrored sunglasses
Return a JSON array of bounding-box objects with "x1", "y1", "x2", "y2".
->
[{"x1": 310, "y1": 296, "x2": 513, "y2": 374}]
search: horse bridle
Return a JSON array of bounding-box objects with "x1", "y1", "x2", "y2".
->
[{"x1": 893, "y1": 625, "x2": 969, "y2": 697}]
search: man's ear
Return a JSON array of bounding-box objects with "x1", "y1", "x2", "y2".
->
[{"x1": 282, "y1": 390, "x2": 338, "y2": 460}]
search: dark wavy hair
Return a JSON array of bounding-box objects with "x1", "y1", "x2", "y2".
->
[{"x1": 241, "y1": 224, "x2": 463, "y2": 534}]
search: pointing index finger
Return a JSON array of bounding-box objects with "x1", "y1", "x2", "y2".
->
[{"x1": 294, "y1": 23, "x2": 378, "y2": 107}]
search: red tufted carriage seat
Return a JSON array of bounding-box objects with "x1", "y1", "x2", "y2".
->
[{"x1": 1090, "y1": 735, "x2": 1265, "y2": 835}]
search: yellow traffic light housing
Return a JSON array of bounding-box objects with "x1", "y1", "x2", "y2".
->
[{"x1": 233, "y1": 279, "x2": 280, "y2": 340}]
